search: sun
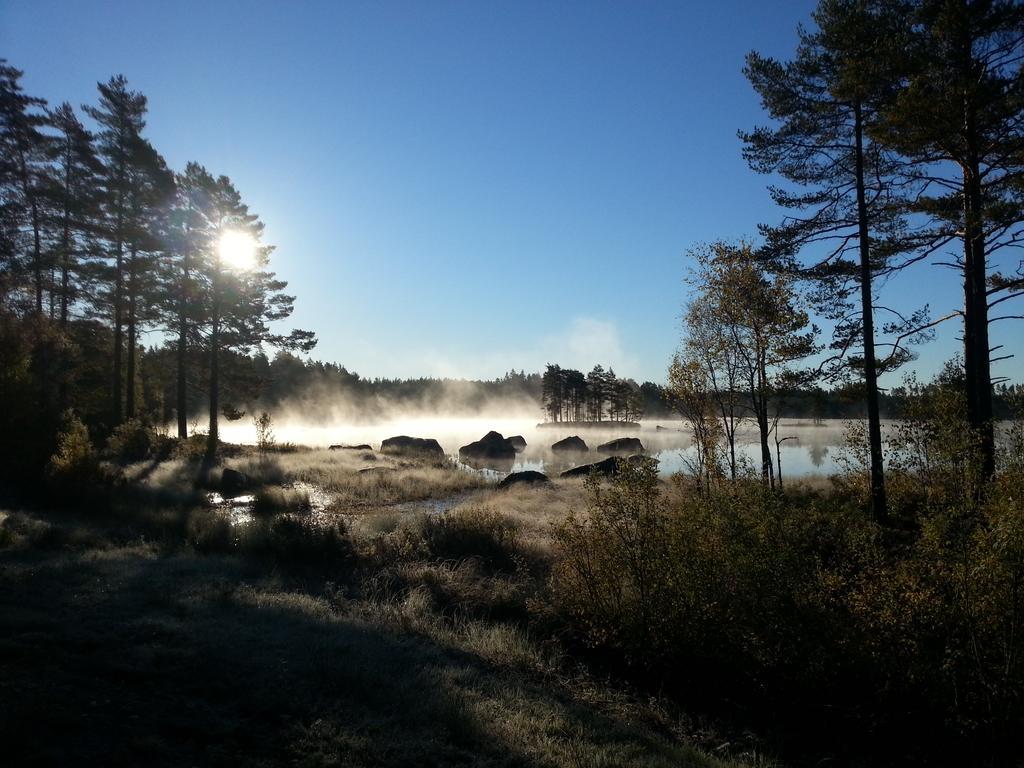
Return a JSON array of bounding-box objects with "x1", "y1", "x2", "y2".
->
[{"x1": 218, "y1": 230, "x2": 257, "y2": 271}]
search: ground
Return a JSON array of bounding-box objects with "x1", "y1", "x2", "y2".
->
[{"x1": 0, "y1": 449, "x2": 757, "y2": 768}]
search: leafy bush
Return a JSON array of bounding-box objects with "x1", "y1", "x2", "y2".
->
[
  {"x1": 106, "y1": 418, "x2": 157, "y2": 463},
  {"x1": 46, "y1": 411, "x2": 110, "y2": 502},
  {"x1": 552, "y1": 458, "x2": 672, "y2": 661},
  {"x1": 551, "y1": 454, "x2": 1024, "y2": 760},
  {"x1": 253, "y1": 411, "x2": 275, "y2": 455}
]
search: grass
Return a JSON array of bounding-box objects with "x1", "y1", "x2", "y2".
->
[
  {"x1": 0, "y1": 534, "x2": 747, "y2": 767},
  {"x1": 0, "y1": 446, "x2": 759, "y2": 767}
]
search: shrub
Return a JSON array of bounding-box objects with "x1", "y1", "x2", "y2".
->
[
  {"x1": 106, "y1": 418, "x2": 157, "y2": 463},
  {"x1": 251, "y1": 486, "x2": 311, "y2": 515},
  {"x1": 186, "y1": 509, "x2": 234, "y2": 553},
  {"x1": 242, "y1": 514, "x2": 353, "y2": 572},
  {"x1": 253, "y1": 411, "x2": 275, "y2": 456},
  {"x1": 46, "y1": 411, "x2": 110, "y2": 502},
  {"x1": 551, "y1": 450, "x2": 1024, "y2": 760},
  {"x1": 552, "y1": 458, "x2": 672, "y2": 661},
  {"x1": 418, "y1": 506, "x2": 520, "y2": 573}
]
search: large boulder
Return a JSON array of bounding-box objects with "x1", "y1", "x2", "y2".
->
[
  {"x1": 221, "y1": 467, "x2": 250, "y2": 495},
  {"x1": 551, "y1": 435, "x2": 588, "y2": 452},
  {"x1": 507, "y1": 435, "x2": 527, "y2": 452},
  {"x1": 380, "y1": 435, "x2": 445, "y2": 458},
  {"x1": 496, "y1": 470, "x2": 550, "y2": 490},
  {"x1": 459, "y1": 431, "x2": 517, "y2": 460},
  {"x1": 560, "y1": 455, "x2": 653, "y2": 479},
  {"x1": 597, "y1": 437, "x2": 645, "y2": 454}
]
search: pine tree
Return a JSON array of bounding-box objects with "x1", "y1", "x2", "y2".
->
[
  {"x1": 878, "y1": 0, "x2": 1024, "y2": 480},
  {"x1": 0, "y1": 61, "x2": 51, "y2": 313},
  {"x1": 122, "y1": 137, "x2": 174, "y2": 420},
  {"x1": 45, "y1": 103, "x2": 104, "y2": 330},
  {"x1": 84, "y1": 75, "x2": 149, "y2": 428},
  {"x1": 741, "y1": 0, "x2": 915, "y2": 518},
  {"x1": 200, "y1": 175, "x2": 316, "y2": 458},
  {"x1": 167, "y1": 162, "x2": 216, "y2": 438}
]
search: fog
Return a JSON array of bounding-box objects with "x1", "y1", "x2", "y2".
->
[{"x1": 217, "y1": 412, "x2": 861, "y2": 478}]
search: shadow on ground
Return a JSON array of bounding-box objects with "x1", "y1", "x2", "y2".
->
[{"x1": 0, "y1": 538, "x2": 727, "y2": 767}]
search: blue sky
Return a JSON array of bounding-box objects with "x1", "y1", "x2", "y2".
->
[{"x1": 2, "y1": 0, "x2": 1018, "y2": 384}]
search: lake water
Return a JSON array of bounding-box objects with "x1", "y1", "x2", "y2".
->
[{"x1": 217, "y1": 417, "x2": 862, "y2": 479}]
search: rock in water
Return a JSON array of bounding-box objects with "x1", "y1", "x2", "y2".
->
[
  {"x1": 221, "y1": 467, "x2": 250, "y2": 495},
  {"x1": 551, "y1": 435, "x2": 588, "y2": 452},
  {"x1": 380, "y1": 436, "x2": 445, "y2": 458},
  {"x1": 496, "y1": 470, "x2": 550, "y2": 490},
  {"x1": 596, "y1": 437, "x2": 644, "y2": 454},
  {"x1": 559, "y1": 455, "x2": 654, "y2": 479},
  {"x1": 507, "y1": 435, "x2": 527, "y2": 452},
  {"x1": 459, "y1": 431, "x2": 517, "y2": 460},
  {"x1": 560, "y1": 457, "x2": 619, "y2": 478}
]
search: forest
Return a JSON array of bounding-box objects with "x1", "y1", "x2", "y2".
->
[{"x1": 2, "y1": 1, "x2": 1024, "y2": 766}]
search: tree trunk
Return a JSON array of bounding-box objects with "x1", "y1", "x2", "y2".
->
[
  {"x1": 176, "y1": 252, "x2": 190, "y2": 439},
  {"x1": 758, "y1": 396, "x2": 773, "y2": 487},
  {"x1": 853, "y1": 100, "x2": 888, "y2": 524},
  {"x1": 207, "y1": 319, "x2": 219, "y2": 459},
  {"x1": 963, "y1": 158, "x2": 995, "y2": 481},
  {"x1": 206, "y1": 266, "x2": 220, "y2": 460},
  {"x1": 112, "y1": 238, "x2": 124, "y2": 427},
  {"x1": 31, "y1": 198, "x2": 43, "y2": 315},
  {"x1": 125, "y1": 249, "x2": 137, "y2": 420},
  {"x1": 59, "y1": 223, "x2": 70, "y2": 327}
]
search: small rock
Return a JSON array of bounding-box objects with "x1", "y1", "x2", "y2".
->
[
  {"x1": 329, "y1": 443, "x2": 373, "y2": 450},
  {"x1": 221, "y1": 467, "x2": 250, "y2": 495},
  {"x1": 496, "y1": 470, "x2": 550, "y2": 490}
]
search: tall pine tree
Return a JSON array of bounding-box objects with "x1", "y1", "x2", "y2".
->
[
  {"x1": 84, "y1": 75, "x2": 149, "y2": 428},
  {"x1": 741, "y1": 0, "x2": 919, "y2": 520},
  {"x1": 879, "y1": 0, "x2": 1024, "y2": 480},
  {"x1": 200, "y1": 175, "x2": 316, "y2": 458}
]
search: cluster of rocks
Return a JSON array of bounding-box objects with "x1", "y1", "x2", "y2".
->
[
  {"x1": 317, "y1": 429, "x2": 652, "y2": 490},
  {"x1": 549, "y1": 434, "x2": 645, "y2": 454}
]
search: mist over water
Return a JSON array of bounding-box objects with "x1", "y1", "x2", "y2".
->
[{"x1": 217, "y1": 416, "x2": 857, "y2": 478}]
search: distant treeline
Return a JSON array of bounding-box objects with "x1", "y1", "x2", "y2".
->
[{"x1": 135, "y1": 349, "x2": 1023, "y2": 426}]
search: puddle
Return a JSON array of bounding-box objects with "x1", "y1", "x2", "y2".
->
[
  {"x1": 288, "y1": 480, "x2": 333, "y2": 513},
  {"x1": 206, "y1": 492, "x2": 256, "y2": 507},
  {"x1": 206, "y1": 492, "x2": 257, "y2": 524},
  {"x1": 206, "y1": 481, "x2": 338, "y2": 527},
  {"x1": 391, "y1": 491, "x2": 475, "y2": 515}
]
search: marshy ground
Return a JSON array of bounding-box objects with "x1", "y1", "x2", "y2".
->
[{"x1": 0, "y1": 446, "x2": 757, "y2": 768}]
